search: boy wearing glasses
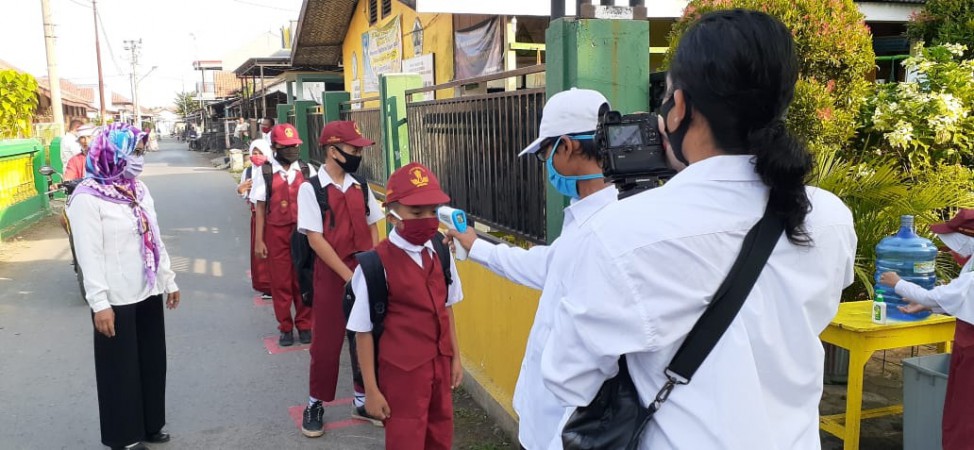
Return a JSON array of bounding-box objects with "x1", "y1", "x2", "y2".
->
[
  {"x1": 250, "y1": 123, "x2": 315, "y2": 347},
  {"x1": 445, "y1": 89, "x2": 618, "y2": 449}
]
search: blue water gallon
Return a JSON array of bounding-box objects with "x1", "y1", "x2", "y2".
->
[{"x1": 874, "y1": 215, "x2": 937, "y2": 321}]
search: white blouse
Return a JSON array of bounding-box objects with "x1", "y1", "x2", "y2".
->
[{"x1": 67, "y1": 185, "x2": 179, "y2": 313}]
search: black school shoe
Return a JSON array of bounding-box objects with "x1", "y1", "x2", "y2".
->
[
  {"x1": 298, "y1": 329, "x2": 312, "y2": 345},
  {"x1": 352, "y1": 405, "x2": 385, "y2": 427},
  {"x1": 301, "y1": 401, "x2": 325, "y2": 438},
  {"x1": 110, "y1": 443, "x2": 148, "y2": 450},
  {"x1": 146, "y1": 431, "x2": 170, "y2": 443},
  {"x1": 279, "y1": 331, "x2": 294, "y2": 347}
]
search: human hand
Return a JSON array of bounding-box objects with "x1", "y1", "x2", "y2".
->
[
  {"x1": 238, "y1": 179, "x2": 253, "y2": 195},
  {"x1": 879, "y1": 272, "x2": 901, "y2": 288},
  {"x1": 451, "y1": 356, "x2": 464, "y2": 390},
  {"x1": 898, "y1": 302, "x2": 930, "y2": 315},
  {"x1": 255, "y1": 240, "x2": 268, "y2": 259},
  {"x1": 445, "y1": 228, "x2": 477, "y2": 253},
  {"x1": 93, "y1": 309, "x2": 116, "y2": 337},
  {"x1": 365, "y1": 390, "x2": 391, "y2": 421},
  {"x1": 167, "y1": 291, "x2": 181, "y2": 310}
]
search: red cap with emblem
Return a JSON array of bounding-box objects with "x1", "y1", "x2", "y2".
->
[
  {"x1": 384, "y1": 162, "x2": 450, "y2": 206},
  {"x1": 931, "y1": 209, "x2": 974, "y2": 237},
  {"x1": 319, "y1": 120, "x2": 374, "y2": 147},
  {"x1": 270, "y1": 123, "x2": 302, "y2": 146}
]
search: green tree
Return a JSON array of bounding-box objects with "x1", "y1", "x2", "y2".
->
[
  {"x1": 173, "y1": 91, "x2": 197, "y2": 118},
  {"x1": 0, "y1": 70, "x2": 39, "y2": 139},
  {"x1": 907, "y1": 0, "x2": 974, "y2": 58}
]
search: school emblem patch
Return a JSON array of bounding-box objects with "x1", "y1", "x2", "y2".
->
[
  {"x1": 284, "y1": 127, "x2": 295, "y2": 138},
  {"x1": 410, "y1": 168, "x2": 429, "y2": 187}
]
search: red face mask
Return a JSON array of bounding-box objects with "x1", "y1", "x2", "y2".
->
[
  {"x1": 261, "y1": 126, "x2": 272, "y2": 134},
  {"x1": 397, "y1": 217, "x2": 440, "y2": 246},
  {"x1": 250, "y1": 154, "x2": 267, "y2": 167}
]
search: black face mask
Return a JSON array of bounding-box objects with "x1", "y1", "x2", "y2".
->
[
  {"x1": 333, "y1": 147, "x2": 363, "y2": 173},
  {"x1": 660, "y1": 92, "x2": 693, "y2": 166},
  {"x1": 276, "y1": 146, "x2": 300, "y2": 164}
]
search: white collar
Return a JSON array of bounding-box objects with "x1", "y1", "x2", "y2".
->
[
  {"x1": 565, "y1": 185, "x2": 618, "y2": 227},
  {"x1": 317, "y1": 163, "x2": 360, "y2": 191},
  {"x1": 388, "y1": 229, "x2": 435, "y2": 254},
  {"x1": 667, "y1": 155, "x2": 761, "y2": 186},
  {"x1": 273, "y1": 160, "x2": 301, "y2": 173}
]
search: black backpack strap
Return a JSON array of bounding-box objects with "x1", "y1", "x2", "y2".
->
[
  {"x1": 354, "y1": 250, "x2": 388, "y2": 337},
  {"x1": 310, "y1": 176, "x2": 335, "y2": 229},
  {"x1": 261, "y1": 162, "x2": 274, "y2": 213},
  {"x1": 349, "y1": 173, "x2": 371, "y2": 217},
  {"x1": 430, "y1": 231, "x2": 453, "y2": 289},
  {"x1": 299, "y1": 161, "x2": 311, "y2": 179}
]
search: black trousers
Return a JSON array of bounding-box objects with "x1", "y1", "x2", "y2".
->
[{"x1": 93, "y1": 295, "x2": 167, "y2": 447}]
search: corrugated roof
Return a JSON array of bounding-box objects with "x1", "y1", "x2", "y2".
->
[{"x1": 291, "y1": 0, "x2": 356, "y2": 67}]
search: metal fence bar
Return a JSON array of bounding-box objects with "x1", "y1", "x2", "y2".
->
[
  {"x1": 306, "y1": 110, "x2": 325, "y2": 165},
  {"x1": 339, "y1": 102, "x2": 385, "y2": 185}
]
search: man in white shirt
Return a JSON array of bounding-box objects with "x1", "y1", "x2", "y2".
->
[
  {"x1": 60, "y1": 119, "x2": 85, "y2": 169},
  {"x1": 541, "y1": 10, "x2": 857, "y2": 449},
  {"x1": 260, "y1": 117, "x2": 275, "y2": 141},
  {"x1": 448, "y1": 88, "x2": 618, "y2": 450}
]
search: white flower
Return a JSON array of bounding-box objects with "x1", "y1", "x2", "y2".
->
[
  {"x1": 944, "y1": 43, "x2": 968, "y2": 57},
  {"x1": 886, "y1": 120, "x2": 914, "y2": 149}
]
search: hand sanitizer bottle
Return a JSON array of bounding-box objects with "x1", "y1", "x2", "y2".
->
[{"x1": 872, "y1": 291, "x2": 888, "y2": 325}]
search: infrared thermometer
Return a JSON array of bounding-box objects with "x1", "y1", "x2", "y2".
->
[{"x1": 437, "y1": 206, "x2": 469, "y2": 261}]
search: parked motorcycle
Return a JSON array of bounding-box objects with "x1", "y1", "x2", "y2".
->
[{"x1": 39, "y1": 165, "x2": 86, "y2": 303}]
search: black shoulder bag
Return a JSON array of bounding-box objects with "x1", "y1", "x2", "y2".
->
[{"x1": 562, "y1": 205, "x2": 784, "y2": 450}]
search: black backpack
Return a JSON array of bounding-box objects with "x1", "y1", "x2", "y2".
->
[
  {"x1": 262, "y1": 161, "x2": 311, "y2": 213},
  {"x1": 341, "y1": 233, "x2": 453, "y2": 361},
  {"x1": 290, "y1": 173, "x2": 373, "y2": 307}
]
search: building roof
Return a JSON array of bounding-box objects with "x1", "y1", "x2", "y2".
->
[
  {"x1": 112, "y1": 91, "x2": 132, "y2": 105},
  {"x1": 213, "y1": 71, "x2": 241, "y2": 98},
  {"x1": 291, "y1": 0, "x2": 355, "y2": 67},
  {"x1": 36, "y1": 77, "x2": 96, "y2": 110}
]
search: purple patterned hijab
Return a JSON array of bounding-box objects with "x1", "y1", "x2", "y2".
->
[{"x1": 70, "y1": 123, "x2": 162, "y2": 288}]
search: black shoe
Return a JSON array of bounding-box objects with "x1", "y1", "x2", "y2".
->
[
  {"x1": 298, "y1": 329, "x2": 312, "y2": 345},
  {"x1": 279, "y1": 331, "x2": 294, "y2": 347},
  {"x1": 111, "y1": 443, "x2": 148, "y2": 450},
  {"x1": 301, "y1": 401, "x2": 325, "y2": 438},
  {"x1": 261, "y1": 292, "x2": 272, "y2": 300},
  {"x1": 146, "y1": 431, "x2": 170, "y2": 443},
  {"x1": 352, "y1": 405, "x2": 385, "y2": 427}
]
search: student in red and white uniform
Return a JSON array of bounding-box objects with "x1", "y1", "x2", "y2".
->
[{"x1": 237, "y1": 139, "x2": 273, "y2": 300}]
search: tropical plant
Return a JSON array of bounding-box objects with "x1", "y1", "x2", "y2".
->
[
  {"x1": 0, "y1": 70, "x2": 39, "y2": 139},
  {"x1": 173, "y1": 91, "x2": 198, "y2": 118},
  {"x1": 907, "y1": 0, "x2": 974, "y2": 59}
]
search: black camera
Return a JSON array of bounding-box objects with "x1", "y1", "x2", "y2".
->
[{"x1": 596, "y1": 110, "x2": 675, "y2": 199}]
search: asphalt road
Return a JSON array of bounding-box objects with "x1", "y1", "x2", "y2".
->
[{"x1": 0, "y1": 140, "x2": 384, "y2": 449}]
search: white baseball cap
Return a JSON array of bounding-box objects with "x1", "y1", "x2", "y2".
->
[
  {"x1": 77, "y1": 125, "x2": 96, "y2": 137},
  {"x1": 518, "y1": 88, "x2": 610, "y2": 157}
]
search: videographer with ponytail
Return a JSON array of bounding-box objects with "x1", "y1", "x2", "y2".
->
[{"x1": 540, "y1": 10, "x2": 857, "y2": 449}]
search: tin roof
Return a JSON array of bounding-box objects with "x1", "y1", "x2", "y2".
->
[{"x1": 291, "y1": 0, "x2": 355, "y2": 67}]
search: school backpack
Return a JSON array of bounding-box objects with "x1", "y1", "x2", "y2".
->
[
  {"x1": 341, "y1": 233, "x2": 453, "y2": 360},
  {"x1": 291, "y1": 173, "x2": 373, "y2": 307},
  {"x1": 261, "y1": 161, "x2": 311, "y2": 213}
]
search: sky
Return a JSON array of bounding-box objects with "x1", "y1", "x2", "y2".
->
[{"x1": 1, "y1": 0, "x2": 303, "y2": 109}]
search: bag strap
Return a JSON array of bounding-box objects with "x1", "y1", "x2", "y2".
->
[
  {"x1": 355, "y1": 250, "x2": 388, "y2": 336},
  {"x1": 310, "y1": 176, "x2": 335, "y2": 229},
  {"x1": 349, "y1": 173, "x2": 372, "y2": 217},
  {"x1": 641, "y1": 203, "x2": 784, "y2": 429},
  {"x1": 430, "y1": 231, "x2": 454, "y2": 289}
]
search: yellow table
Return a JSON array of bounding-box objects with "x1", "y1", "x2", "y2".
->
[{"x1": 819, "y1": 301, "x2": 956, "y2": 450}]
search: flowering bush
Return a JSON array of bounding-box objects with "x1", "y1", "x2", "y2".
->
[
  {"x1": 863, "y1": 43, "x2": 974, "y2": 168},
  {"x1": 908, "y1": 0, "x2": 974, "y2": 59}
]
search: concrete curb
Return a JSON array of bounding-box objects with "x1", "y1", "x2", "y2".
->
[{"x1": 460, "y1": 366, "x2": 521, "y2": 449}]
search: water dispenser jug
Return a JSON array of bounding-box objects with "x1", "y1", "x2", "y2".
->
[{"x1": 874, "y1": 215, "x2": 937, "y2": 321}]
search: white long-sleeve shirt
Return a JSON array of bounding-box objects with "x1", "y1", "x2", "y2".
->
[
  {"x1": 468, "y1": 185, "x2": 617, "y2": 450},
  {"x1": 67, "y1": 186, "x2": 178, "y2": 313},
  {"x1": 347, "y1": 230, "x2": 463, "y2": 333},
  {"x1": 895, "y1": 269, "x2": 974, "y2": 323},
  {"x1": 541, "y1": 155, "x2": 857, "y2": 450},
  {"x1": 60, "y1": 132, "x2": 81, "y2": 167}
]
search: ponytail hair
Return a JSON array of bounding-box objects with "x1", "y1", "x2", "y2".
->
[{"x1": 670, "y1": 9, "x2": 813, "y2": 245}]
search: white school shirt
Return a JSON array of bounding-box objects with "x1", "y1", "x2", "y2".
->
[
  {"x1": 467, "y1": 185, "x2": 618, "y2": 450},
  {"x1": 61, "y1": 132, "x2": 81, "y2": 166},
  {"x1": 540, "y1": 155, "x2": 857, "y2": 450},
  {"x1": 67, "y1": 185, "x2": 179, "y2": 313},
  {"x1": 895, "y1": 262, "x2": 974, "y2": 323},
  {"x1": 248, "y1": 160, "x2": 316, "y2": 204},
  {"x1": 296, "y1": 164, "x2": 384, "y2": 234},
  {"x1": 347, "y1": 230, "x2": 464, "y2": 333}
]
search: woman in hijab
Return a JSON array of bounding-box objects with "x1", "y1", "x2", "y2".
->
[
  {"x1": 238, "y1": 139, "x2": 273, "y2": 299},
  {"x1": 67, "y1": 123, "x2": 180, "y2": 450}
]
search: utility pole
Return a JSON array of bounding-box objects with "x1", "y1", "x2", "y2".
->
[
  {"x1": 124, "y1": 38, "x2": 142, "y2": 126},
  {"x1": 40, "y1": 0, "x2": 65, "y2": 133},
  {"x1": 92, "y1": 0, "x2": 107, "y2": 125}
]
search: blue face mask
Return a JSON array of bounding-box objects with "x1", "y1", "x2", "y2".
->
[{"x1": 545, "y1": 135, "x2": 602, "y2": 199}]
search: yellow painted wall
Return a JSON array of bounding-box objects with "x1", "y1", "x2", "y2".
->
[{"x1": 343, "y1": 3, "x2": 454, "y2": 103}]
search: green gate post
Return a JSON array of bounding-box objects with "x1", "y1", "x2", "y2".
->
[
  {"x1": 276, "y1": 104, "x2": 291, "y2": 131},
  {"x1": 322, "y1": 91, "x2": 351, "y2": 123},
  {"x1": 378, "y1": 73, "x2": 422, "y2": 178},
  {"x1": 544, "y1": 18, "x2": 650, "y2": 242},
  {"x1": 292, "y1": 100, "x2": 317, "y2": 161}
]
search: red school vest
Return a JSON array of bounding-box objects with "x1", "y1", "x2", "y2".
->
[
  {"x1": 322, "y1": 182, "x2": 373, "y2": 262},
  {"x1": 375, "y1": 240, "x2": 453, "y2": 372},
  {"x1": 266, "y1": 169, "x2": 306, "y2": 226}
]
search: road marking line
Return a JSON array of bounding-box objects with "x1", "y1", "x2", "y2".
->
[
  {"x1": 262, "y1": 335, "x2": 309, "y2": 354},
  {"x1": 253, "y1": 294, "x2": 272, "y2": 307}
]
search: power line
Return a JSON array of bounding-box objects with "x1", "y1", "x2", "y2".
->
[{"x1": 95, "y1": 8, "x2": 125, "y2": 75}]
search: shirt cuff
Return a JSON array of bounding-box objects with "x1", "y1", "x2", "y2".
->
[
  {"x1": 90, "y1": 300, "x2": 112, "y2": 313},
  {"x1": 468, "y1": 239, "x2": 495, "y2": 265},
  {"x1": 166, "y1": 280, "x2": 179, "y2": 293},
  {"x1": 894, "y1": 280, "x2": 936, "y2": 307}
]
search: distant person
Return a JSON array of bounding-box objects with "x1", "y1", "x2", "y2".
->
[
  {"x1": 67, "y1": 123, "x2": 181, "y2": 450},
  {"x1": 64, "y1": 125, "x2": 96, "y2": 180},
  {"x1": 234, "y1": 117, "x2": 250, "y2": 148},
  {"x1": 61, "y1": 119, "x2": 86, "y2": 169},
  {"x1": 261, "y1": 117, "x2": 275, "y2": 140},
  {"x1": 238, "y1": 139, "x2": 273, "y2": 300},
  {"x1": 145, "y1": 125, "x2": 160, "y2": 152}
]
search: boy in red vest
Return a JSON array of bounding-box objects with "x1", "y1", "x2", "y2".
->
[
  {"x1": 250, "y1": 123, "x2": 314, "y2": 347},
  {"x1": 296, "y1": 121, "x2": 384, "y2": 437},
  {"x1": 347, "y1": 162, "x2": 464, "y2": 450}
]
